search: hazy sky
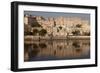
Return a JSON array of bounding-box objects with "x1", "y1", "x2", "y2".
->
[{"x1": 24, "y1": 11, "x2": 90, "y2": 21}]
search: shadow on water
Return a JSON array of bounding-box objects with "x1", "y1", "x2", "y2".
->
[{"x1": 24, "y1": 39, "x2": 90, "y2": 62}]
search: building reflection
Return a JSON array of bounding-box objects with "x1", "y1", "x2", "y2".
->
[{"x1": 24, "y1": 39, "x2": 90, "y2": 62}]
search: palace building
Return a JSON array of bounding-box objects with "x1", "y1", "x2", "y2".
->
[{"x1": 24, "y1": 14, "x2": 90, "y2": 38}]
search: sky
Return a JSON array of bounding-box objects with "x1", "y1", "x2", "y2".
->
[{"x1": 24, "y1": 11, "x2": 90, "y2": 21}]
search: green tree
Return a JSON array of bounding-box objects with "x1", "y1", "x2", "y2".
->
[
  {"x1": 54, "y1": 21, "x2": 56, "y2": 27},
  {"x1": 72, "y1": 30, "x2": 80, "y2": 35},
  {"x1": 41, "y1": 16, "x2": 45, "y2": 20},
  {"x1": 39, "y1": 29, "x2": 47, "y2": 36},
  {"x1": 76, "y1": 24, "x2": 82, "y2": 28},
  {"x1": 33, "y1": 29, "x2": 39, "y2": 36},
  {"x1": 83, "y1": 32, "x2": 90, "y2": 36},
  {"x1": 59, "y1": 26, "x2": 62, "y2": 30},
  {"x1": 57, "y1": 28, "x2": 59, "y2": 32},
  {"x1": 31, "y1": 21, "x2": 42, "y2": 27},
  {"x1": 24, "y1": 24, "x2": 31, "y2": 35}
]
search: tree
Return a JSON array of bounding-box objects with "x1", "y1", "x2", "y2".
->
[
  {"x1": 83, "y1": 32, "x2": 90, "y2": 36},
  {"x1": 41, "y1": 16, "x2": 45, "y2": 20},
  {"x1": 31, "y1": 21, "x2": 42, "y2": 27},
  {"x1": 59, "y1": 26, "x2": 62, "y2": 30},
  {"x1": 76, "y1": 24, "x2": 82, "y2": 28},
  {"x1": 39, "y1": 29, "x2": 47, "y2": 36},
  {"x1": 57, "y1": 28, "x2": 59, "y2": 32},
  {"x1": 24, "y1": 24, "x2": 31, "y2": 35},
  {"x1": 54, "y1": 21, "x2": 56, "y2": 27},
  {"x1": 33, "y1": 29, "x2": 39, "y2": 36},
  {"x1": 72, "y1": 30, "x2": 80, "y2": 35}
]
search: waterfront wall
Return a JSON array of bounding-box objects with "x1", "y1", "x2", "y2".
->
[{"x1": 24, "y1": 35, "x2": 90, "y2": 43}]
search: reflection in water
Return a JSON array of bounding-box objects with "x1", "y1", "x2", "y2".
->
[{"x1": 24, "y1": 39, "x2": 90, "y2": 62}]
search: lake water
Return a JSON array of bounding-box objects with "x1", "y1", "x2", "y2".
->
[{"x1": 24, "y1": 39, "x2": 90, "y2": 62}]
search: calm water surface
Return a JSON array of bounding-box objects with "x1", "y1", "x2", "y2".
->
[{"x1": 24, "y1": 39, "x2": 90, "y2": 62}]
